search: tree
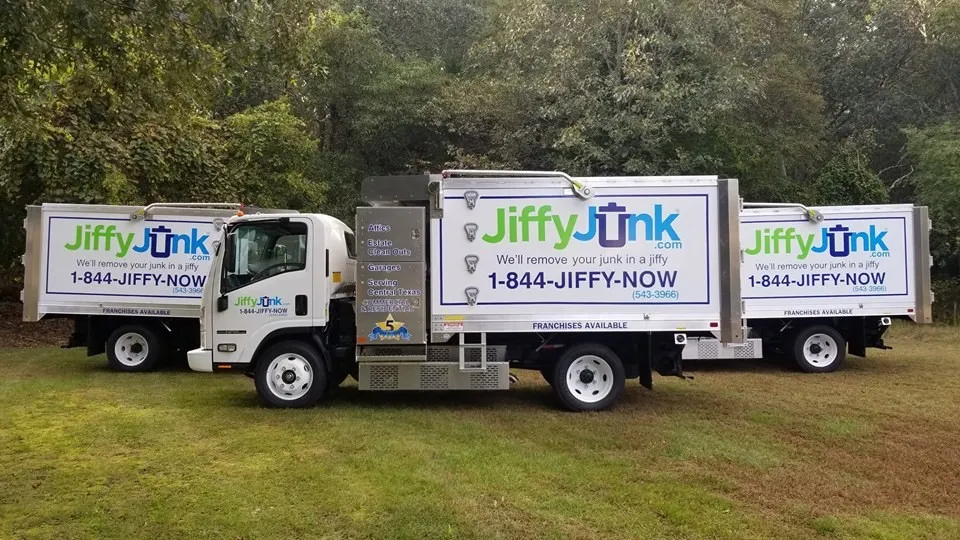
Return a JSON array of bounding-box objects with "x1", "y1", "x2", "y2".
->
[
  {"x1": 352, "y1": 0, "x2": 486, "y2": 71},
  {"x1": 906, "y1": 122, "x2": 960, "y2": 276},
  {"x1": 808, "y1": 146, "x2": 889, "y2": 206},
  {"x1": 800, "y1": 0, "x2": 960, "y2": 190},
  {"x1": 441, "y1": 0, "x2": 824, "y2": 200},
  {"x1": 222, "y1": 99, "x2": 327, "y2": 211},
  {"x1": 0, "y1": 0, "x2": 238, "y2": 125},
  {"x1": 3, "y1": 0, "x2": 960, "y2": 299}
]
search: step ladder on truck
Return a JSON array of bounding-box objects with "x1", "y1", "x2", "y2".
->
[
  {"x1": 681, "y1": 202, "x2": 933, "y2": 372},
  {"x1": 187, "y1": 170, "x2": 744, "y2": 411}
]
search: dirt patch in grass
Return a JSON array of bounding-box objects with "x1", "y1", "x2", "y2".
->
[
  {"x1": 712, "y1": 416, "x2": 960, "y2": 519},
  {"x1": 648, "y1": 326, "x2": 960, "y2": 522},
  {"x1": 0, "y1": 302, "x2": 72, "y2": 348}
]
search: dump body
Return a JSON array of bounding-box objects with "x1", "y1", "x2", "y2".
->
[
  {"x1": 682, "y1": 203, "x2": 933, "y2": 368},
  {"x1": 428, "y1": 175, "x2": 743, "y2": 340},
  {"x1": 23, "y1": 203, "x2": 235, "y2": 321},
  {"x1": 740, "y1": 204, "x2": 931, "y2": 322}
]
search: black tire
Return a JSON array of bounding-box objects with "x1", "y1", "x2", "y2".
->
[
  {"x1": 540, "y1": 364, "x2": 555, "y2": 386},
  {"x1": 552, "y1": 343, "x2": 625, "y2": 411},
  {"x1": 254, "y1": 340, "x2": 327, "y2": 408},
  {"x1": 791, "y1": 325, "x2": 846, "y2": 373},
  {"x1": 106, "y1": 325, "x2": 165, "y2": 372}
]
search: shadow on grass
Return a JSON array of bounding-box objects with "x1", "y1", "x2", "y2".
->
[
  {"x1": 682, "y1": 353, "x2": 926, "y2": 377},
  {"x1": 682, "y1": 357, "x2": 787, "y2": 373},
  {"x1": 54, "y1": 355, "x2": 198, "y2": 375},
  {"x1": 67, "y1": 342, "x2": 926, "y2": 380},
  {"x1": 220, "y1": 383, "x2": 561, "y2": 411},
  {"x1": 336, "y1": 385, "x2": 559, "y2": 410}
]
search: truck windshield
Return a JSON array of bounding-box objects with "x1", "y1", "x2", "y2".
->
[{"x1": 221, "y1": 220, "x2": 307, "y2": 293}]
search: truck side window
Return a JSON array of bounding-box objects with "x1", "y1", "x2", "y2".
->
[
  {"x1": 221, "y1": 221, "x2": 308, "y2": 294},
  {"x1": 344, "y1": 231, "x2": 357, "y2": 260}
]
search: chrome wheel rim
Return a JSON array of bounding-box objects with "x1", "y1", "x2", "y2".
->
[{"x1": 266, "y1": 353, "x2": 313, "y2": 400}]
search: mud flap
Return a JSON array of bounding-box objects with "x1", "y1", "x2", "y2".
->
[
  {"x1": 638, "y1": 350, "x2": 653, "y2": 390},
  {"x1": 848, "y1": 319, "x2": 867, "y2": 358}
]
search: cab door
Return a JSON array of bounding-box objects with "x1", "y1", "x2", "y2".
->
[{"x1": 210, "y1": 217, "x2": 313, "y2": 365}]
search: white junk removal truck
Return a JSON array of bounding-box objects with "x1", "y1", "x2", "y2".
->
[
  {"x1": 21, "y1": 203, "x2": 289, "y2": 371},
  {"x1": 682, "y1": 203, "x2": 933, "y2": 372},
  {"x1": 188, "y1": 171, "x2": 743, "y2": 411}
]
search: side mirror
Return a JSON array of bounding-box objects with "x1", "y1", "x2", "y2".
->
[
  {"x1": 224, "y1": 232, "x2": 236, "y2": 273},
  {"x1": 217, "y1": 295, "x2": 229, "y2": 312}
]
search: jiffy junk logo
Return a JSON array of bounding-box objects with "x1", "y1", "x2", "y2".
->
[
  {"x1": 235, "y1": 295, "x2": 286, "y2": 308},
  {"x1": 235, "y1": 295, "x2": 289, "y2": 315},
  {"x1": 368, "y1": 315, "x2": 410, "y2": 341},
  {"x1": 744, "y1": 224, "x2": 890, "y2": 260},
  {"x1": 481, "y1": 203, "x2": 681, "y2": 250},
  {"x1": 64, "y1": 224, "x2": 210, "y2": 259}
]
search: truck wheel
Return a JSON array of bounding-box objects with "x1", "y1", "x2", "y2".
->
[
  {"x1": 106, "y1": 325, "x2": 164, "y2": 372},
  {"x1": 254, "y1": 341, "x2": 327, "y2": 408},
  {"x1": 552, "y1": 344, "x2": 625, "y2": 411},
  {"x1": 791, "y1": 325, "x2": 846, "y2": 373}
]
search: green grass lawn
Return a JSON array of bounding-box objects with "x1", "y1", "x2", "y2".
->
[{"x1": 2, "y1": 325, "x2": 960, "y2": 539}]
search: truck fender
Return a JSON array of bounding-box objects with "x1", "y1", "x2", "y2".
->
[{"x1": 247, "y1": 328, "x2": 332, "y2": 374}]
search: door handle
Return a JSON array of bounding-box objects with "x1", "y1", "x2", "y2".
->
[
  {"x1": 295, "y1": 295, "x2": 308, "y2": 316},
  {"x1": 217, "y1": 295, "x2": 229, "y2": 312}
]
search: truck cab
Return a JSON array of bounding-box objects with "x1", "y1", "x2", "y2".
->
[{"x1": 188, "y1": 213, "x2": 357, "y2": 389}]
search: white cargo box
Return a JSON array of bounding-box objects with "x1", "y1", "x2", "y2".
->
[
  {"x1": 22, "y1": 203, "x2": 247, "y2": 321},
  {"x1": 429, "y1": 175, "x2": 742, "y2": 339},
  {"x1": 740, "y1": 204, "x2": 932, "y2": 322}
]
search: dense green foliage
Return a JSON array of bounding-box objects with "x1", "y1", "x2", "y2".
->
[
  {"x1": 2, "y1": 0, "x2": 959, "y2": 297},
  {"x1": 907, "y1": 122, "x2": 960, "y2": 276}
]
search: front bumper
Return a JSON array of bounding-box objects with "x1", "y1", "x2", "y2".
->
[{"x1": 187, "y1": 348, "x2": 214, "y2": 372}]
